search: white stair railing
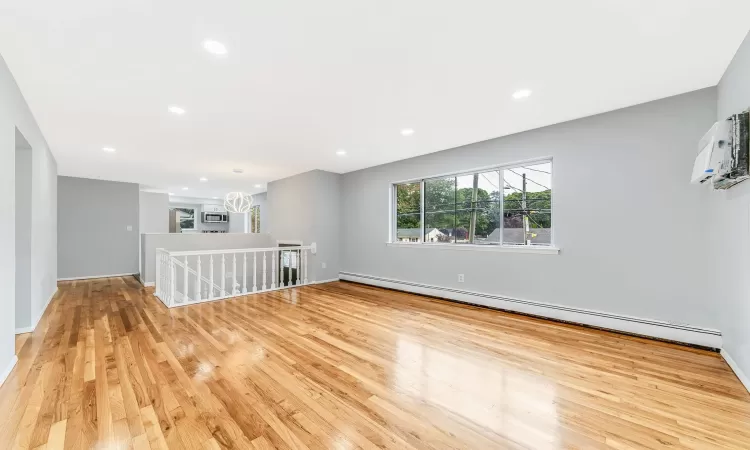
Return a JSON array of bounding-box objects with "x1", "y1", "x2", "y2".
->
[{"x1": 154, "y1": 245, "x2": 314, "y2": 308}]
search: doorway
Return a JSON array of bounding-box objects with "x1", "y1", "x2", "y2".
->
[
  {"x1": 15, "y1": 128, "x2": 32, "y2": 333},
  {"x1": 277, "y1": 242, "x2": 301, "y2": 287}
]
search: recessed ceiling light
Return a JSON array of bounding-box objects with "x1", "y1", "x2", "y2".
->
[
  {"x1": 168, "y1": 193, "x2": 174, "y2": 196},
  {"x1": 212, "y1": 197, "x2": 219, "y2": 199},
  {"x1": 203, "y1": 40, "x2": 228, "y2": 56},
  {"x1": 336, "y1": 149, "x2": 347, "y2": 156},
  {"x1": 233, "y1": 168, "x2": 244, "y2": 174},
  {"x1": 512, "y1": 89, "x2": 532, "y2": 100},
  {"x1": 182, "y1": 187, "x2": 189, "y2": 190},
  {"x1": 400, "y1": 128, "x2": 415, "y2": 136},
  {"x1": 102, "y1": 147, "x2": 116, "y2": 153},
  {"x1": 199, "y1": 177, "x2": 208, "y2": 182},
  {"x1": 254, "y1": 184, "x2": 262, "y2": 188},
  {"x1": 168, "y1": 106, "x2": 186, "y2": 115}
]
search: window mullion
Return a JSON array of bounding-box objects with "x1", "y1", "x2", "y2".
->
[
  {"x1": 420, "y1": 180, "x2": 425, "y2": 243},
  {"x1": 498, "y1": 169, "x2": 503, "y2": 245},
  {"x1": 392, "y1": 184, "x2": 397, "y2": 243},
  {"x1": 453, "y1": 177, "x2": 457, "y2": 244}
]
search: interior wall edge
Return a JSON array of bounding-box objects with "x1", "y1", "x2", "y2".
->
[
  {"x1": 721, "y1": 349, "x2": 750, "y2": 394},
  {"x1": 339, "y1": 271, "x2": 723, "y2": 349},
  {"x1": 57, "y1": 273, "x2": 137, "y2": 281},
  {"x1": 15, "y1": 287, "x2": 57, "y2": 335},
  {"x1": 0, "y1": 355, "x2": 18, "y2": 388},
  {"x1": 313, "y1": 278, "x2": 341, "y2": 285}
]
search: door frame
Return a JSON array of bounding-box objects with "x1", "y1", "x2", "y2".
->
[{"x1": 276, "y1": 240, "x2": 302, "y2": 286}]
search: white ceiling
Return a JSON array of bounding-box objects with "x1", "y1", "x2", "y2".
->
[{"x1": 1, "y1": 1, "x2": 749, "y2": 199}]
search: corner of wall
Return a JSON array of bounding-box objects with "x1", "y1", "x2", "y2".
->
[
  {"x1": 721, "y1": 349, "x2": 750, "y2": 394},
  {"x1": 712, "y1": 27, "x2": 750, "y2": 392}
]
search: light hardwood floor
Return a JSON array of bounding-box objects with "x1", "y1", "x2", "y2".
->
[{"x1": 1, "y1": 277, "x2": 749, "y2": 449}]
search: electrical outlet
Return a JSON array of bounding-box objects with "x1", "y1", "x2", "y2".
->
[
  {"x1": 126, "y1": 225, "x2": 133, "y2": 231},
  {"x1": 321, "y1": 262, "x2": 327, "y2": 269},
  {"x1": 458, "y1": 274, "x2": 465, "y2": 283}
]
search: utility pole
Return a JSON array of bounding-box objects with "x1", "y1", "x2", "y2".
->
[
  {"x1": 522, "y1": 173, "x2": 530, "y2": 245},
  {"x1": 468, "y1": 173, "x2": 479, "y2": 243}
]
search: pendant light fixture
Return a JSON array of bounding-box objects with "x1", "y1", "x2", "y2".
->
[{"x1": 224, "y1": 192, "x2": 254, "y2": 213}]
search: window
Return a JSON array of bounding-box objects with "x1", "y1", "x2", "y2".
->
[
  {"x1": 172, "y1": 207, "x2": 196, "y2": 230},
  {"x1": 282, "y1": 251, "x2": 298, "y2": 269},
  {"x1": 391, "y1": 160, "x2": 552, "y2": 246},
  {"x1": 250, "y1": 205, "x2": 261, "y2": 233},
  {"x1": 502, "y1": 163, "x2": 552, "y2": 245},
  {"x1": 395, "y1": 182, "x2": 422, "y2": 242}
]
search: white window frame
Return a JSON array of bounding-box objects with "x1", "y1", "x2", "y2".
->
[
  {"x1": 389, "y1": 157, "x2": 558, "y2": 254},
  {"x1": 172, "y1": 206, "x2": 197, "y2": 231}
]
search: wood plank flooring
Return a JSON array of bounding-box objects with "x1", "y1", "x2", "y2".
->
[{"x1": 1, "y1": 276, "x2": 749, "y2": 449}]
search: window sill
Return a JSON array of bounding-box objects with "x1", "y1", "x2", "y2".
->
[{"x1": 386, "y1": 242, "x2": 560, "y2": 254}]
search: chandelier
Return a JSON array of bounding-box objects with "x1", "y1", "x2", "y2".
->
[{"x1": 224, "y1": 192, "x2": 254, "y2": 213}]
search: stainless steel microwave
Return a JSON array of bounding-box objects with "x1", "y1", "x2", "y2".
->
[{"x1": 202, "y1": 212, "x2": 228, "y2": 223}]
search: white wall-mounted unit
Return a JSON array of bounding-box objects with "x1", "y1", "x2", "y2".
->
[
  {"x1": 713, "y1": 111, "x2": 750, "y2": 190},
  {"x1": 691, "y1": 121, "x2": 728, "y2": 185}
]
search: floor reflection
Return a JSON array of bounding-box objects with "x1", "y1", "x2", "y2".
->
[{"x1": 395, "y1": 337, "x2": 560, "y2": 448}]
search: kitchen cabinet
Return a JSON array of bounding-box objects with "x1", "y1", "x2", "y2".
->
[{"x1": 203, "y1": 204, "x2": 226, "y2": 213}]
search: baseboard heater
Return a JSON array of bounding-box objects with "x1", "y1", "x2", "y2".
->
[{"x1": 338, "y1": 272, "x2": 722, "y2": 350}]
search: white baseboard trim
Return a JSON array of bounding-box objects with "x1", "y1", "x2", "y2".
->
[
  {"x1": 0, "y1": 355, "x2": 18, "y2": 388},
  {"x1": 721, "y1": 349, "x2": 750, "y2": 394},
  {"x1": 143, "y1": 282, "x2": 155, "y2": 287},
  {"x1": 15, "y1": 287, "x2": 58, "y2": 335},
  {"x1": 313, "y1": 278, "x2": 340, "y2": 285},
  {"x1": 58, "y1": 273, "x2": 137, "y2": 281},
  {"x1": 339, "y1": 272, "x2": 722, "y2": 349}
]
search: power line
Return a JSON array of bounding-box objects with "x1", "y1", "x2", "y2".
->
[
  {"x1": 521, "y1": 166, "x2": 551, "y2": 175},
  {"x1": 503, "y1": 181, "x2": 549, "y2": 231},
  {"x1": 480, "y1": 173, "x2": 499, "y2": 191},
  {"x1": 504, "y1": 182, "x2": 522, "y2": 193},
  {"x1": 509, "y1": 169, "x2": 550, "y2": 190}
]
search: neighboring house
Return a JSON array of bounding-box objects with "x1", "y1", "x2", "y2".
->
[
  {"x1": 397, "y1": 228, "x2": 445, "y2": 242},
  {"x1": 486, "y1": 227, "x2": 551, "y2": 245}
]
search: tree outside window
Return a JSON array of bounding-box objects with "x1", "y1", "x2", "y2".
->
[{"x1": 393, "y1": 160, "x2": 552, "y2": 246}]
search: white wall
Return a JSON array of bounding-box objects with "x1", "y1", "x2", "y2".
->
[
  {"x1": 0, "y1": 53, "x2": 58, "y2": 382},
  {"x1": 712, "y1": 30, "x2": 750, "y2": 381},
  {"x1": 340, "y1": 89, "x2": 717, "y2": 332},
  {"x1": 267, "y1": 170, "x2": 340, "y2": 281},
  {"x1": 228, "y1": 213, "x2": 248, "y2": 233}
]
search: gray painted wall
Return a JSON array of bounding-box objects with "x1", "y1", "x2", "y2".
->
[
  {"x1": 712, "y1": 30, "x2": 750, "y2": 379},
  {"x1": 15, "y1": 143, "x2": 32, "y2": 330},
  {"x1": 139, "y1": 191, "x2": 169, "y2": 234},
  {"x1": 141, "y1": 232, "x2": 274, "y2": 283},
  {"x1": 340, "y1": 89, "x2": 717, "y2": 329},
  {"x1": 139, "y1": 191, "x2": 169, "y2": 279},
  {"x1": 1, "y1": 53, "x2": 58, "y2": 378},
  {"x1": 58, "y1": 176, "x2": 139, "y2": 279},
  {"x1": 267, "y1": 170, "x2": 340, "y2": 281}
]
